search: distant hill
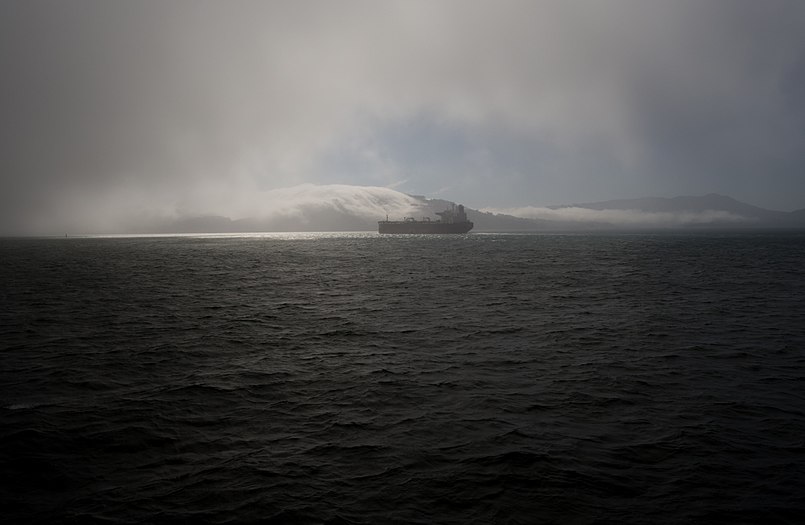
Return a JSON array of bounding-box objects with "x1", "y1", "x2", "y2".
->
[
  {"x1": 547, "y1": 194, "x2": 805, "y2": 228},
  {"x1": 559, "y1": 193, "x2": 774, "y2": 219},
  {"x1": 126, "y1": 188, "x2": 554, "y2": 233},
  {"x1": 485, "y1": 193, "x2": 805, "y2": 230},
  {"x1": 126, "y1": 185, "x2": 421, "y2": 233},
  {"x1": 118, "y1": 186, "x2": 805, "y2": 233}
]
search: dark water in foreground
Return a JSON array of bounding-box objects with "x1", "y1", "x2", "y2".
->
[{"x1": 2, "y1": 232, "x2": 805, "y2": 524}]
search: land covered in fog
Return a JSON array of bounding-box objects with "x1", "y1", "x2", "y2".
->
[{"x1": 100, "y1": 184, "x2": 805, "y2": 234}]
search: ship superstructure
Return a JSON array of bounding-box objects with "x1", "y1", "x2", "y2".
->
[{"x1": 378, "y1": 204, "x2": 474, "y2": 234}]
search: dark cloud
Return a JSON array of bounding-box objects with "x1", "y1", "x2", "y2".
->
[{"x1": 2, "y1": 0, "x2": 804, "y2": 233}]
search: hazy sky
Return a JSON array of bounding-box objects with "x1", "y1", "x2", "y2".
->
[{"x1": 2, "y1": 0, "x2": 805, "y2": 232}]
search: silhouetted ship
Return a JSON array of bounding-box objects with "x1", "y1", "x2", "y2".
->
[{"x1": 378, "y1": 204, "x2": 474, "y2": 234}]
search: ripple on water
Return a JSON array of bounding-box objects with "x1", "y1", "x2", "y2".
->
[{"x1": 1, "y1": 232, "x2": 805, "y2": 523}]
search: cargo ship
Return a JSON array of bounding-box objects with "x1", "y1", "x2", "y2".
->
[{"x1": 378, "y1": 204, "x2": 474, "y2": 234}]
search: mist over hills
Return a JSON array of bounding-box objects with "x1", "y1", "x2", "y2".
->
[
  {"x1": 119, "y1": 185, "x2": 804, "y2": 234},
  {"x1": 484, "y1": 193, "x2": 805, "y2": 230}
]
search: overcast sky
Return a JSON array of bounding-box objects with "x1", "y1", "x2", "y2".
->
[{"x1": 2, "y1": 0, "x2": 804, "y2": 232}]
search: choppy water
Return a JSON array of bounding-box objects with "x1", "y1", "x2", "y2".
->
[{"x1": 2, "y1": 232, "x2": 805, "y2": 524}]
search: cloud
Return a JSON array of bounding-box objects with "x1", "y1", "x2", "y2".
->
[
  {"x1": 246, "y1": 184, "x2": 422, "y2": 221},
  {"x1": 2, "y1": 0, "x2": 805, "y2": 232},
  {"x1": 16, "y1": 183, "x2": 424, "y2": 234}
]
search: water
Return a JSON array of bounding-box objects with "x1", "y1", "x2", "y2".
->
[{"x1": 2, "y1": 232, "x2": 804, "y2": 523}]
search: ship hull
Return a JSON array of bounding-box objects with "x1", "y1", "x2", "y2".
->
[{"x1": 378, "y1": 221, "x2": 474, "y2": 234}]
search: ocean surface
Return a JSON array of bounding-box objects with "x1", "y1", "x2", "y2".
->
[{"x1": 2, "y1": 231, "x2": 805, "y2": 524}]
